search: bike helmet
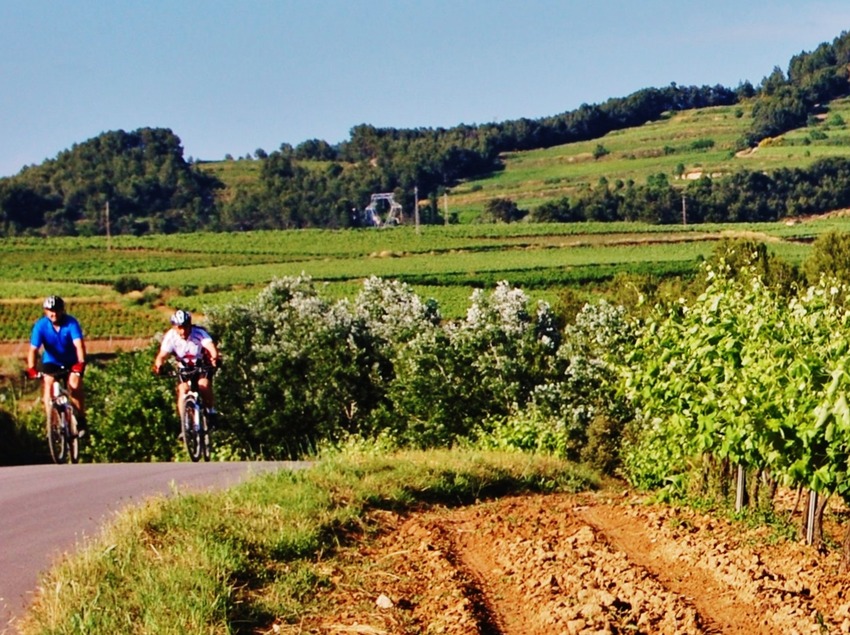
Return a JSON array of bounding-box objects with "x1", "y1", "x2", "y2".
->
[
  {"x1": 43, "y1": 295, "x2": 65, "y2": 312},
  {"x1": 170, "y1": 309, "x2": 192, "y2": 327}
]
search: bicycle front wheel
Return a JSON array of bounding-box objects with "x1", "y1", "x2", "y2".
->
[
  {"x1": 201, "y1": 411, "x2": 211, "y2": 462},
  {"x1": 68, "y1": 410, "x2": 80, "y2": 464},
  {"x1": 181, "y1": 397, "x2": 203, "y2": 462},
  {"x1": 47, "y1": 406, "x2": 67, "y2": 464}
]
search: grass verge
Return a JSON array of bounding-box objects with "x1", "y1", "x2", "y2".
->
[{"x1": 18, "y1": 448, "x2": 598, "y2": 634}]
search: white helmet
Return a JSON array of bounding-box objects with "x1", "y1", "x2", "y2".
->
[
  {"x1": 170, "y1": 309, "x2": 192, "y2": 327},
  {"x1": 43, "y1": 295, "x2": 65, "y2": 311}
]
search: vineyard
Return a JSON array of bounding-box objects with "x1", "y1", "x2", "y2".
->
[
  {"x1": 0, "y1": 302, "x2": 164, "y2": 341},
  {"x1": 622, "y1": 258, "x2": 850, "y2": 557},
  {"x1": 1, "y1": 218, "x2": 845, "y2": 343}
]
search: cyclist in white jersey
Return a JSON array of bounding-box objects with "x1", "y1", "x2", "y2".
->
[{"x1": 153, "y1": 309, "x2": 222, "y2": 425}]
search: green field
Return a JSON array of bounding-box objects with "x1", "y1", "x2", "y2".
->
[{"x1": 2, "y1": 216, "x2": 847, "y2": 341}]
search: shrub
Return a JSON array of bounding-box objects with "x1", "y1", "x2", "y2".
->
[{"x1": 113, "y1": 275, "x2": 145, "y2": 294}]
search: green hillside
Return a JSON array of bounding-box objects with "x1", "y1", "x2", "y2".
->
[{"x1": 196, "y1": 97, "x2": 850, "y2": 225}]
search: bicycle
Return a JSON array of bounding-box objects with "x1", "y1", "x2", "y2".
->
[
  {"x1": 169, "y1": 362, "x2": 215, "y2": 462},
  {"x1": 32, "y1": 368, "x2": 80, "y2": 464}
]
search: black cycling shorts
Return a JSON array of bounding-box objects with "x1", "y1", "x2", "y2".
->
[{"x1": 41, "y1": 363, "x2": 83, "y2": 377}]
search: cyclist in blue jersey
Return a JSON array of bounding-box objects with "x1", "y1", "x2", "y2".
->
[{"x1": 26, "y1": 296, "x2": 88, "y2": 436}]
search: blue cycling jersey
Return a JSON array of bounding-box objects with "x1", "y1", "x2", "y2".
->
[{"x1": 30, "y1": 314, "x2": 84, "y2": 367}]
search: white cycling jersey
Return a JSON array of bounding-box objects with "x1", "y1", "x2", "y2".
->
[{"x1": 159, "y1": 326, "x2": 214, "y2": 366}]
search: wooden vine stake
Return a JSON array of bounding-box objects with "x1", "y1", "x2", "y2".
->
[
  {"x1": 806, "y1": 490, "x2": 818, "y2": 545},
  {"x1": 735, "y1": 464, "x2": 746, "y2": 513}
]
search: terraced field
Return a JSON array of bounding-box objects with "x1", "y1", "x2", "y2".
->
[{"x1": 2, "y1": 215, "x2": 847, "y2": 345}]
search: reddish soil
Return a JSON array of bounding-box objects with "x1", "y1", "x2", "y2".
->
[
  {"x1": 288, "y1": 490, "x2": 850, "y2": 634},
  {"x1": 0, "y1": 338, "x2": 149, "y2": 361}
]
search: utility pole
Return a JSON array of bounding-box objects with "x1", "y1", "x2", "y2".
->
[
  {"x1": 414, "y1": 186, "x2": 420, "y2": 234},
  {"x1": 443, "y1": 191, "x2": 449, "y2": 226},
  {"x1": 105, "y1": 200, "x2": 111, "y2": 250},
  {"x1": 681, "y1": 193, "x2": 687, "y2": 226}
]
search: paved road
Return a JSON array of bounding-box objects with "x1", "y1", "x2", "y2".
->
[{"x1": 0, "y1": 461, "x2": 308, "y2": 634}]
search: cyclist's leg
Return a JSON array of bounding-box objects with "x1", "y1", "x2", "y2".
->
[
  {"x1": 40, "y1": 363, "x2": 63, "y2": 421},
  {"x1": 198, "y1": 376, "x2": 215, "y2": 409},
  {"x1": 41, "y1": 375, "x2": 55, "y2": 423},
  {"x1": 67, "y1": 371, "x2": 85, "y2": 418},
  {"x1": 176, "y1": 381, "x2": 189, "y2": 419}
]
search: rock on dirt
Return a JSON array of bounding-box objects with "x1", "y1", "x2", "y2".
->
[{"x1": 284, "y1": 491, "x2": 850, "y2": 634}]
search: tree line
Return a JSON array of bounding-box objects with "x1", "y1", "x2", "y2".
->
[
  {"x1": 1, "y1": 31, "x2": 849, "y2": 236},
  {"x1": 524, "y1": 157, "x2": 850, "y2": 224}
]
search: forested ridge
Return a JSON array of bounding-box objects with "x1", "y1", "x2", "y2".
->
[{"x1": 2, "y1": 30, "x2": 850, "y2": 236}]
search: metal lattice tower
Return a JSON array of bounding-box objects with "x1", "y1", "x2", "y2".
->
[{"x1": 363, "y1": 193, "x2": 403, "y2": 226}]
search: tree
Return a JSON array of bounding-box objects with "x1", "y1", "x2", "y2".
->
[
  {"x1": 484, "y1": 197, "x2": 525, "y2": 223},
  {"x1": 804, "y1": 230, "x2": 850, "y2": 285}
]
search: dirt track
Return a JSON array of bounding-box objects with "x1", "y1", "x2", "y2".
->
[
  {"x1": 295, "y1": 491, "x2": 850, "y2": 635},
  {"x1": 0, "y1": 338, "x2": 149, "y2": 361}
]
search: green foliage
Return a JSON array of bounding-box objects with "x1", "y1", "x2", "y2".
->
[
  {"x1": 804, "y1": 230, "x2": 850, "y2": 285},
  {"x1": 387, "y1": 282, "x2": 561, "y2": 446},
  {"x1": 623, "y1": 255, "x2": 850, "y2": 507},
  {"x1": 827, "y1": 112, "x2": 846, "y2": 127},
  {"x1": 547, "y1": 157, "x2": 850, "y2": 224},
  {"x1": 84, "y1": 345, "x2": 185, "y2": 462},
  {"x1": 706, "y1": 237, "x2": 805, "y2": 295},
  {"x1": 690, "y1": 138, "x2": 716, "y2": 151},
  {"x1": 1, "y1": 128, "x2": 221, "y2": 236},
  {"x1": 478, "y1": 300, "x2": 634, "y2": 467},
  {"x1": 199, "y1": 275, "x2": 621, "y2": 462},
  {"x1": 207, "y1": 276, "x2": 429, "y2": 458},
  {"x1": 113, "y1": 275, "x2": 145, "y2": 294},
  {"x1": 483, "y1": 197, "x2": 526, "y2": 223},
  {"x1": 0, "y1": 405, "x2": 45, "y2": 465}
]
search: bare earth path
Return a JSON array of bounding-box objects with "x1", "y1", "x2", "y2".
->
[
  {"x1": 296, "y1": 491, "x2": 850, "y2": 635},
  {"x1": 0, "y1": 338, "x2": 148, "y2": 361}
]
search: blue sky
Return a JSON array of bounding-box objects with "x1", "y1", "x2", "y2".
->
[{"x1": 1, "y1": 1, "x2": 849, "y2": 178}]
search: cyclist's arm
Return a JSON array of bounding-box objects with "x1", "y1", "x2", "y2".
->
[
  {"x1": 27, "y1": 321, "x2": 43, "y2": 370},
  {"x1": 73, "y1": 337, "x2": 86, "y2": 366},
  {"x1": 26, "y1": 344, "x2": 38, "y2": 371},
  {"x1": 153, "y1": 333, "x2": 176, "y2": 373},
  {"x1": 202, "y1": 339, "x2": 220, "y2": 366},
  {"x1": 153, "y1": 349, "x2": 171, "y2": 373}
]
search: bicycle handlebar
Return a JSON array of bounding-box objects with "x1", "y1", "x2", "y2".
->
[
  {"x1": 24, "y1": 367, "x2": 77, "y2": 381},
  {"x1": 156, "y1": 362, "x2": 216, "y2": 380}
]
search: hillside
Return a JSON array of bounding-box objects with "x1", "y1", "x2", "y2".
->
[
  {"x1": 198, "y1": 96, "x2": 850, "y2": 224},
  {"x1": 4, "y1": 31, "x2": 850, "y2": 235},
  {"x1": 451, "y1": 97, "x2": 850, "y2": 219}
]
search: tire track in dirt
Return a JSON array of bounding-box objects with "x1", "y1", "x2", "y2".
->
[
  {"x1": 577, "y1": 499, "x2": 845, "y2": 634},
  {"x1": 439, "y1": 494, "x2": 708, "y2": 634},
  {"x1": 436, "y1": 493, "x2": 842, "y2": 634},
  {"x1": 577, "y1": 502, "x2": 768, "y2": 634},
  {"x1": 285, "y1": 492, "x2": 850, "y2": 634}
]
